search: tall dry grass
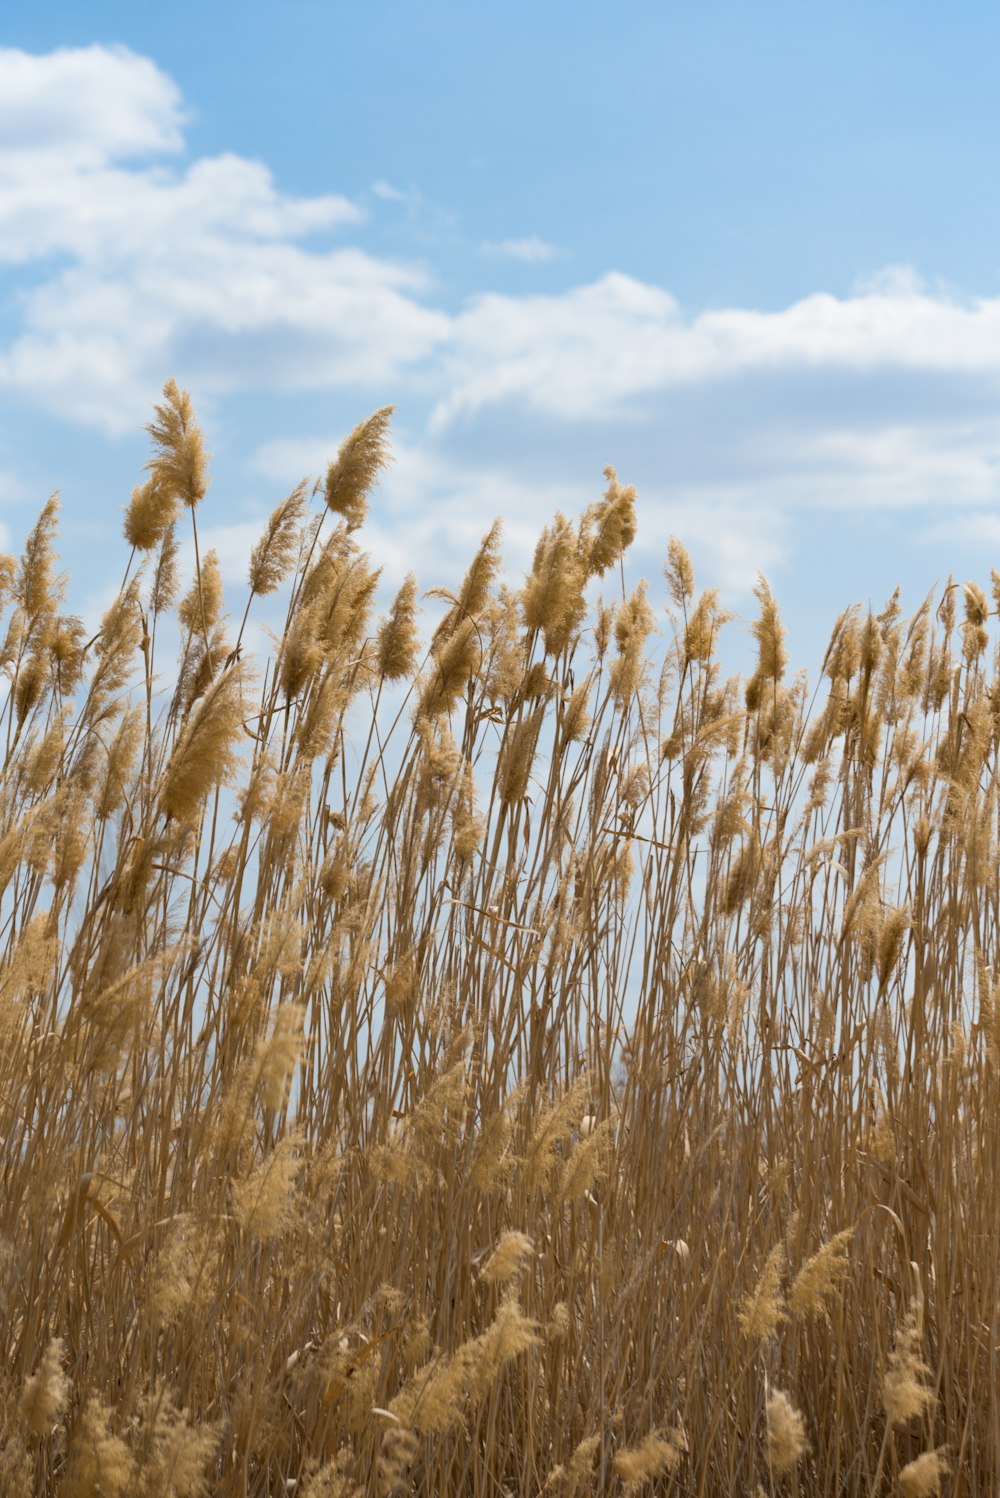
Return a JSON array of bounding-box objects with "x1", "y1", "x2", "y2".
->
[{"x1": 0, "y1": 381, "x2": 997, "y2": 1496}]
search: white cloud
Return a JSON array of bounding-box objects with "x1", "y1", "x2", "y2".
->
[
  {"x1": 432, "y1": 271, "x2": 1000, "y2": 427},
  {"x1": 791, "y1": 419, "x2": 1000, "y2": 511},
  {"x1": 6, "y1": 43, "x2": 1000, "y2": 620},
  {"x1": 433, "y1": 273, "x2": 680, "y2": 426},
  {"x1": 481, "y1": 236, "x2": 560, "y2": 263},
  {"x1": 850, "y1": 263, "x2": 928, "y2": 299},
  {"x1": 1, "y1": 239, "x2": 449, "y2": 431},
  {"x1": 8, "y1": 44, "x2": 1000, "y2": 452},
  {"x1": 0, "y1": 152, "x2": 362, "y2": 268},
  {"x1": 0, "y1": 45, "x2": 444, "y2": 431},
  {"x1": 371, "y1": 178, "x2": 422, "y2": 210},
  {"x1": 252, "y1": 437, "x2": 338, "y2": 486},
  {"x1": 0, "y1": 44, "x2": 184, "y2": 170},
  {"x1": 919, "y1": 511, "x2": 1000, "y2": 550},
  {"x1": 371, "y1": 179, "x2": 408, "y2": 202}
]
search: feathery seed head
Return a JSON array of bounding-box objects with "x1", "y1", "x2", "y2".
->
[
  {"x1": 750, "y1": 576, "x2": 787, "y2": 685},
  {"x1": 962, "y1": 580, "x2": 990, "y2": 662},
  {"x1": 0, "y1": 552, "x2": 16, "y2": 612},
  {"x1": 377, "y1": 573, "x2": 421, "y2": 681},
  {"x1": 431, "y1": 519, "x2": 504, "y2": 646},
  {"x1": 17, "y1": 494, "x2": 62, "y2": 625},
  {"x1": 547, "y1": 1302, "x2": 571, "y2": 1340},
  {"x1": 418, "y1": 615, "x2": 480, "y2": 720},
  {"x1": 234, "y1": 1135, "x2": 302, "y2": 1240},
  {"x1": 324, "y1": 406, "x2": 394, "y2": 529},
  {"x1": 159, "y1": 659, "x2": 250, "y2": 822},
  {"x1": 498, "y1": 701, "x2": 546, "y2": 807},
  {"x1": 152, "y1": 523, "x2": 180, "y2": 613},
  {"x1": 665, "y1": 536, "x2": 695, "y2": 606},
  {"x1": 255, "y1": 1001, "x2": 306, "y2": 1111},
  {"x1": 884, "y1": 1305, "x2": 935, "y2": 1426},
  {"x1": 63, "y1": 1397, "x2": 132, "y2": 1498},
  {"x1": 249, "y1": 481, "x2": 309, "y2": 596},
  {"x1": 613, "y1": 1428, "x2": 686, "y2": 1487},
  {"x1": 480, "y1": 1230, "x2": 534, "y2": 1287},
  {"x1": 765, "y1": 1390, "x2": 808, "y2": 1477},
  {"x1": 582, "y1": 465, "x2": 637, "y2": 578},
  {"x1": 19, "y1": 1337, "x2": 68, "y2": 1436},
  {"x1": 683, "y1": 588, "x2": 726, "y2": 664},
  {"x1": 49, "y1": 615, "x2": 87, "y2": 693},
  {"x1": 738, "y1": 1242, "x2": 787, "y2": 1340},
  {"x1": 559, "y1": 1117, "x2": 614, "y2": 1205},
  {"x1": 788, "y1": 1228, "x2": 854, "y2": 1319},
  {"x1": 898, "y1": 1450, "x2": 950, "y2": 1498},
  {"x1": 124, "y1": 476, "x2": 179, "y2": 552},
  {"x1": 453, "y1": 757, "x2": 485, "y2": 860},
  {"x1": 131, "y1": 1385, "x2": 219, "y2": 1497},
  {"x1": 610, "y1": 581, "x2": 656, "y2": 706},
  {"x1": 146, "y1": 379, "x2": 209, "y2": 510},
  {"x1": 938, "y1": 575, "x2": 956, "y2": 633},
  {"x1": 561, "y1": 680, "x2": 592, "y2": 744},
  {"x1": 178, "y1": 549, "x2": 224, "y2": 637},
  {"x1": 522, "y1": 512, "x2": 588, "y2": 657}
]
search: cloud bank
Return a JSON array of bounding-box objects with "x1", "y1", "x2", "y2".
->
[{"x1": 2, "y1": 44, "x2": 1000, "y2": 605}]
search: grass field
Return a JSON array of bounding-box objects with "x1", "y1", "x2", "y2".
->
[{"x1": 0, "y1": 382, "x2": 995, "y2": 1495}]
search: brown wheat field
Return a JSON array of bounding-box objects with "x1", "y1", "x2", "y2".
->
[{"x1": 0, "y1": 381, "x2": 996, "y2": 1496}]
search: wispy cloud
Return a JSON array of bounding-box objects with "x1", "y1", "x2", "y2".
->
[
  {"x1": 481, "y1": 236, "x2": 560, "y2": 263},
  {"x1": 433, "y1": 270, "x2": 1000, "y2": 427},
  {"x1": 0, "y1": 43, "x2": 184, "y2": 171},
  {"x1": 7, "y1": 46, "x2": 1000, "y2": 442},
  {"x1": 0, "y1": 46, "x2": 443, "y2": 431},
  {"x1": 371, "y1": 178, "x2": 423, "y2": 211},
  {"x1": 4, "y1": 44, "x2": 1000, "y2": 611},
  {"x1": 916, "y1": 508, "x2": 1000, "y2": 553}
]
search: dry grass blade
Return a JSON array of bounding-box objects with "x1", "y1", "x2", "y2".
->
[{"x1": 0, "y1": 379, "x2": 997, "y2": 1496}]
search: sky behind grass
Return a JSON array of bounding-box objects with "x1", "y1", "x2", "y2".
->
[{"x1": 3, "y1": 3, "x2": 1000, "y2": 671}]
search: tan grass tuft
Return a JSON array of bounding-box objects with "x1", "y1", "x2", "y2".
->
[
  {"x1": 124, "y1": 476, "x2": 179, "y2": 552},
  {"x1": 248, "y1": 480, "x2": 309, "y2": 596},
  {"x1": 665, "y1": 535, "x2": 695, "y2": 605},
  {"x1": 522, "y1": 512, "x2": 587, "y2": 657},
  {"x1": 324, "y1": 406, "x2": 394, "y2": 529},
  {"x1": 765, "y1": 1389, "x2": 809, "y2": 1478},
  {"x1": 898, "y1": 1449, "x2": 950, "y2": 1498},
  {"x1": 255, "y1": 1001, "x2": 306, "y2": 1110},
  {"x1": 131, "y1": 1385, "x2": 219, "y2": 1498},
  {"x1": 18, "y1": 1337, "x2": 67, "y2": 1436},
  {"x1": 2, "y1": 380, "x2": 998, "y2": 1497},
  {"x1": 738, "y1": 1243, "x2": 787, "y2": 1340},
  {"x1": 146, "y1": 378, "x2": 209, "y2": 510},
  {"x1": 377, "y1": 572, "x2": 421, "y2": 681},
  {"x1": 233, "y1": 1133, "x2": 302, "y2": 1240},
  {"x1": 583, "y1": 465, "x2": 637, "y2": 578},
  {"x1": 788, "y1": 1227, "x2": 854, "y2": 1319},
  {"x1": 63, "y1": 1398, "x2": 132, "y2": 1498},
  {"x1": 613, "y1": 1427, "x2": 686, "y2": 1487},
  {"x1": 158, "y1": 659, "x2": 249, "y2": 820},
  {"x1": 480, "y1": 1230, "x2": 535, "y2": 1287},
  {"x1": 884, "y1": 1305, "x2": 935, "y2": 1426}
]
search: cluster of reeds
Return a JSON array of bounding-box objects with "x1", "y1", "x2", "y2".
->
[{"x1": 1, "y1": 381, "x2": 997, "y2": 1495}]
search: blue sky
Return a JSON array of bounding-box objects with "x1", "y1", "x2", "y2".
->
[{"x1": 3, "y1": 4, "x2": 1000, "y2": 670}]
